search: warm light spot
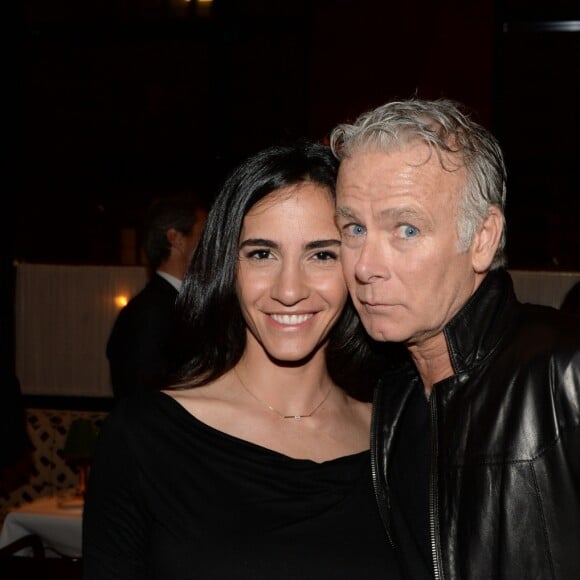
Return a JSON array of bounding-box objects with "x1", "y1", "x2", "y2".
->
[
  {"x1": 115, "y1": 295, "x2": 129, "y2": 309},
  {"x1": 195, "y1": 0, "x2": 212, "y2": 17}
]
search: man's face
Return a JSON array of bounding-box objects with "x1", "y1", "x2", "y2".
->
[{"x1": 335, "y1": 143, "x2": 482, "y2": 347}]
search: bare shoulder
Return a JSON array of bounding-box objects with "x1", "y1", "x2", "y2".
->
[
  {"x1": 163, "y1": 383, "x2": 218, "y2": 405},
  {"x1": 162, "y1": 376, "x2": 241, "y2": 426}
]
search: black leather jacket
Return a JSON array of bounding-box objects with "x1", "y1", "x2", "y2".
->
[{"x1": 371, "y1": 270, "x2": 580, "y2": 580}]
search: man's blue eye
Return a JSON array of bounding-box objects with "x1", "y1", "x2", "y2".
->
[
  {"x1": 351, "y1": 224, "x2": 366, "y2": 236},
  {"x1": 401, "y1": 225, "x2": 419, "y2": 238}
]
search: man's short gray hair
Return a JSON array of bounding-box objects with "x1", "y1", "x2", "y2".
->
[{"x1": 330, "y1": 98, "x2": 507, "y2": 268}]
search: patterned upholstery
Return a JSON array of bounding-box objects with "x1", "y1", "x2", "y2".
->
[{"x1": 0, "y1": 409, "x2": 107, "y2": 525}]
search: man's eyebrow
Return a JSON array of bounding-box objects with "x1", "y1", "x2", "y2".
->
[
  {"x1": 380, "y1": 207, "x2": 425, "y2": 222},
  {"x1": 335, "y1": 205, "x2": 428, "y2": 226},
  {"x1": 239, "y1": 238, "x2": 278, "y2": 249},
  {"x1": 335, "y1": 207, "x2": 356, "y2": 219}
]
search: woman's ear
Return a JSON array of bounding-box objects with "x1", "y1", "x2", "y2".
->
[{"x1": 471, "y1": 206, "x2": 504, "y2": 273}]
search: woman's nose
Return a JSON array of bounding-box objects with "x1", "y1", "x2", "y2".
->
[{"x1": 270, "y1": 262, "x2": 309, "y2": 305}]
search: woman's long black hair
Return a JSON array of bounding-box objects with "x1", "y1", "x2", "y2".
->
[{"x1": 169, "y1": 141, "x2": 398, "y2": 399}]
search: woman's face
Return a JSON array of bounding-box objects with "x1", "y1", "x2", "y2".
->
[{"x1": 236, "y1": 182, "x2": 347, "y2": 364}]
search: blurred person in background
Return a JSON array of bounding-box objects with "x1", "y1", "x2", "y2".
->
[{"x1": 106, "y1": 194, "x2": 208, "y2": 399}]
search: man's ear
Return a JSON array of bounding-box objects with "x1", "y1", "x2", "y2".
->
[
  {"x1": 166, "y1": 228, "x2": 180, "y2": 250},
  {"x1": 471, "y1": 206, "x2": 504, "y2": 273}
]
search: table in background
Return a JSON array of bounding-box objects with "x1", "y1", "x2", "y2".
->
[{"x1": 0, "y1": 495, "x2": 83, "y2": 558}]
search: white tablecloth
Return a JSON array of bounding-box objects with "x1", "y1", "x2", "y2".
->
[{"x1": 0, "y1": 495, "x2": 83, "y2": 558}]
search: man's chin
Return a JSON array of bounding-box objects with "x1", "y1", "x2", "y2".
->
[
  {"x1": 356, "y1": 315, "x2": 408, "y2": 343},
  {"x1": 364, "y1": 326, "x2": 398, "y2": 343}
]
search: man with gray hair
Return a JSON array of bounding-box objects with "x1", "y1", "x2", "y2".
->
[{"x1": 331, "y1": 98, "x2": 580, "y2": 579}]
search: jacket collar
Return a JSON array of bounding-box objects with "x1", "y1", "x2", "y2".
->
[{"x1": 443, "y1": 269, "x2": 519, "y2": 374}]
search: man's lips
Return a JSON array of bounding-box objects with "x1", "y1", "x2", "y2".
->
[{"x1": 359, "y1": 300, "x2": 399, "y2": 312}]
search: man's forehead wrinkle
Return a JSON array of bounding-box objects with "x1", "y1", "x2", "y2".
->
[{"x1": 356, "y1": 140, "x2": 464, "y2": 175}]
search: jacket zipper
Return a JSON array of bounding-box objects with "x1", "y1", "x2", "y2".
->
[
  {"x1": 429, "y1": 389, "x2": 443, "y2": 580},
  {"x1": 370, "y1": 382, "x2": 395, "y2": 548}
]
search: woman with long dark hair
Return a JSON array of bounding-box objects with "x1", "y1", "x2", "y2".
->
[{"x1": 83, "y1": 142, "x2": 402, "y2": 579}]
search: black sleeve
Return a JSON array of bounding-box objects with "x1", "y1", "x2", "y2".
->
[{"x1": 82, "y1": 400, "x2": 152, "y2": 579}]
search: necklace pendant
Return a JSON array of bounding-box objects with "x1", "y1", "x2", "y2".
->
[{"x1": 234, "y1": 367, "x2": 333, "y2": 422}]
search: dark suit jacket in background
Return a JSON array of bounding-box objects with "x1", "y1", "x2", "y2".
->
[{"x1": 106, "y1": 273, "x2": 179, "y2": 399}]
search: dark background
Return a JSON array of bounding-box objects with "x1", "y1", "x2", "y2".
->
[
  {"x1": 2, "y1": 0, "x2": 579, "y2": 370},
  {"x1": 6, "y1": 0, "x2": 580, "y2": 268}
]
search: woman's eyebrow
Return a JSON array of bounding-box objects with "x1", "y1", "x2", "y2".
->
[
  {"x1": 305, "y1": 239, "x2": 341, "y2": 250},
  {"x1": 239, "y1": 238, "x2": 341, "y2": 251},
  {"x1": 239, "y1": 238, "x2": 278, "y2": 249}
]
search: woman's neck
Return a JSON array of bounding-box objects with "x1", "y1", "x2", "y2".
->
[{"x1": 236, "y1": 347, "x2": 334, "y2": 416}]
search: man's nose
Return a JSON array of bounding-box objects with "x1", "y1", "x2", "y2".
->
[{"x1": 353, "y1": 235, "x2": 390, "y2": 284}]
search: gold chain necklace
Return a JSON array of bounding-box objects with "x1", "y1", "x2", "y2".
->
[{"x1": 233, "y1": 367, "x2": 333, "y2": 420}]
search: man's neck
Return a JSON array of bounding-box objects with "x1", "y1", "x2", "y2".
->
[
  {"x1": 408, "y1": 335, "x2": 454, "y2": 397},
  {"x1": 156, "y1": 270, "x2": 182, "y2": 292}
]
